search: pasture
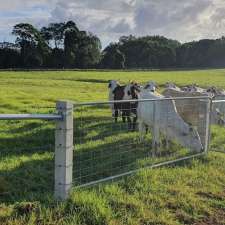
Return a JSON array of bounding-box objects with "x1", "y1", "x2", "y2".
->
[{"x1": 0, "y1": 69, "x2": 225, "y2": 225}]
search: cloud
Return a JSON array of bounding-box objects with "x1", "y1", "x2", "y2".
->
[
  {"x1": 0, "y1": 1, "x2": 54, "y2": 41},
  {"x1": 0, "y1": 0, "x2": 225, "y2": 46},
  {"x1": 133, "y1": 0, "x2": 213, "y2": 40}
]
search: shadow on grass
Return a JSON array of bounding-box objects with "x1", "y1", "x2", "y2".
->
[
  {"x1": 73, "y1": 127, "x2": 196, "y2": 187},
  {"x1": 0, "y1": 113, "x2": 213, "y2": 204},
  {"x1": 0, "y1": 121, "x2": 54, "y2": 158},
  {"x1": 0, "y1": 157, "x2": 54, "y2": 204},
  {"x1": 73, "y1": 78, "x2": 108, "y2": 84},
  {"x1": 74, "y1": 118, "x2": 135, "y2": 144}
]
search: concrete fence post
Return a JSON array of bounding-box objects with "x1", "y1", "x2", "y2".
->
[{"x1": 55, "y1": 100, "x2": 73, "y2": 200}]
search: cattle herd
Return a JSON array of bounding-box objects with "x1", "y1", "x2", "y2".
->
[{"x1": 108, "y1": 80, "x2": 225, "y2": 152}]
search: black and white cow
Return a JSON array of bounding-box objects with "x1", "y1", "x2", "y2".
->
[
  {"x1": 108, "y1": 80, "x2": 120, "y2": 117},
  {"x1": 112, "y1": 81, "x2": 140, "y2": 131}
]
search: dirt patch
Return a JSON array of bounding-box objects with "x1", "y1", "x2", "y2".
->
[
  {"x1": 196, "y1": 191, "x2": 225, "y2": 201},
  {"x1": 194, "y1": 209, "x2": 225, "y2": 225}
]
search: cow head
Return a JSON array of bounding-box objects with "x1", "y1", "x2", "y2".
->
[
  {"x1": 165, "y1": 82, "x2": 177, "y2": 89},
  {"x1": 181, "y1": 84, "x2": 198, "y2": 92},
  {"x1": 164, "y1": 100, "x2": 203, "y2": 152},
  {"x1": 129, "y1": 81, "x2": 141, "y2": 99},
  {"x1": 170, "y1": 123, "x2": 203, "y2": 152},
  {"x1": 108, "y1": 80, "x2": 120, "y2": 90},
  {"x1": 144, "y1": 81, "x2": 157, "y2": 92}
]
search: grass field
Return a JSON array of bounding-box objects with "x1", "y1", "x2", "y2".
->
[{"x1": 0, "y1": 69, "x2": 225, "y2": 225}]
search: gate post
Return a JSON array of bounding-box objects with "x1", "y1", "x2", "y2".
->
[{"x1": 55, "y1": 101, "x2": 73, "y2": 200}]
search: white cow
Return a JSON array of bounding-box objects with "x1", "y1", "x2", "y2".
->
[
  {"x1": 108, "y1": 80, "x2": 120, "y2": 117},
  {"x1": 163, "y1": 86, "x2": 224, "y2": 125},
  {"x1": 181, "y1": 84, "x2": 206, "y2": 93},
  {"x1": 137, "y1": 89, "x2": 203, "y2": 152},
  {"x1": 165, "y1": 82, "x2": 181, "y2": 91},
  {"x1": 144, "y1": 81, "x2": 157, "y2": 92},
  {"x1": 208, "y1": 87, "x2": 225, "y2": 122}
]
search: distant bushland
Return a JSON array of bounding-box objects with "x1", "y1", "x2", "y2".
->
[{"x1": 1, "y1": 21, "x2": 225, "y2": 70}]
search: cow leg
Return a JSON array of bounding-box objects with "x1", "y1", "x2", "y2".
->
[
  {"x1": 162, "y1": 136, "x2": 170, "y2": 150},
  {"x1": 132, "y1": 116, "x2": 137, "y2": 131},
  {"x1": 124, "y1": 109, "x2": 131, "y2": 130},
  {"x1": 166, "y1": 138, "x2": 169, "y2": 149},
  {"x1": 112, "y1": 109, "x2": 115, "y2": 119},
  {"x1": 139, "y1": 120, "x2": 146, "y2": 142},
  {"x1": 114, "y1": 109, "x2": 118, "y2": 123},
  {"x1": 122, "y1": 111, "x2": 126, "y2": 123},
  {"x1": 127, "y1": 116, "x2": 132, "y2": 130},
  {"x1": 145, "y1": 125, "x2": 148, "y2": 134},
  {"x1": 152, "y1": 125, "x2": 160, "y2": 156}
]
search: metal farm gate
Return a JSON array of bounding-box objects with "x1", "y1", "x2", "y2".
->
[{"x1": 72, "y1": 96, "x2": 211, "y2": 188}]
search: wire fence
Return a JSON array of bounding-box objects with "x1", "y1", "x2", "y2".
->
[
  {"x1": 1, "y1": 97, "x2": 225, "y2": 200},
  {"x1": 210, "y1": 98, "x2": 225, "y2": 153},
  {"x1": 73, "y1": 97, "x2": 210, "y2": 187}
]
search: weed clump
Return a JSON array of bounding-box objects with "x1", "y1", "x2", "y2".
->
[{"x1": 14, "y1": 202, "x2": 40, "y2": 216}]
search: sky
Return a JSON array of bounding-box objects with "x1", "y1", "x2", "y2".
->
[{"x1": 0, "y1": 0, "x2": 225, "y2": 48}]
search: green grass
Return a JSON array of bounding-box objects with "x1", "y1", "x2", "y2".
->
[{"x1": 0, "y1": 69, "x2": 225, "y2": 225}]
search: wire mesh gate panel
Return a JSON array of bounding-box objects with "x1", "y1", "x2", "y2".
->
[
  {"x1": 0, "y1": 107, "x2": 56, "y2": 201},
  {"x1": 73, "y1": 97, "x2": 210, "y2": 188},
  {"x1": 210, "y1": 97, "x2": 225, "y2": 153}
]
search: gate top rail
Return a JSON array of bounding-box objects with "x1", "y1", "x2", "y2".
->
[
  {"x1": 72, "y1": 96, "x2": 211, "y2": 107},
  {"x1": 212, "y1": 99, "x2": 225, "y2": 103},
  {"x1": 0, "y1": 114, "x2": 62, "y2": 120}
]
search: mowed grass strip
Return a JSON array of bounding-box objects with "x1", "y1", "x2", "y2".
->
[{"x1": 0, "y1": 69, "x2": 225, "y2": 225}]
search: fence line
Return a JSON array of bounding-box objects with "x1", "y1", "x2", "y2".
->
[
  {"x1": 0, "y1": 101, "x2": 73, "y2": 201},
  {"x1": 1, "y1": 97, "x2": 225, "y2": 201},
  {"x1": 0, "y1": 114, "x2": 62, "y2": 120},
  {"x1": 72, "y1": 96, "x2": 210, "y2": 107},
  {"x1": 75, "y1": 152, "x2": 206, "y2": 189}
]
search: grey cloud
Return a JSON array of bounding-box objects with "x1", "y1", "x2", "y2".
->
[
  {"x1": 1, "y1": 0, "x2": 225, "y2": 46},
  {"x1": 0, "y1": 0, "x2": 57, "y2": 11},
  {"x1": 134, "y1": 0, "x2": 212, "y2": 38},
  {"x1": 110, "y1": 19, "x2": 132, "y2": 34},
  {"x1": 49, "y1": 0, "x2": 223, "y2": 45}
]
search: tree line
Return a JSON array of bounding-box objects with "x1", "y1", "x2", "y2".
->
[{"x1": 1, "y1": 21, "x2": 225, "y2": 69}]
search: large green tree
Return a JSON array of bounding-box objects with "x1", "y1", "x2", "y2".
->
[
  {"x1": 12, "y1": 23, "x2": 49, "y2": 67},
  {"x1": 41, "y1": 23, "x2": 65, "y2": 48},
  {"x1": 101, "y1": 43, "x2": 125, "y2": 69},
  {"x1": 0, "y1": 43, "x2": 21, "y2": 68},
  {"x1": 64, "y1": 29, "x2": 101, "y2": 68},
  {"x1": 0, "y1": 21, "x2": 222, "y2": 69},
  {"x1": 64, "y1": 28, "x2": 80, "y2": 67}
]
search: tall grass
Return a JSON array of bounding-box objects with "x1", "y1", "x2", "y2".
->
[{"x1": 0, "y1": 69, "x2": 225, "y2": 225}]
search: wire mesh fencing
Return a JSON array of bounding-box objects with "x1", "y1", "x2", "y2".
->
[
  {"x1": 210, "y1": 97, "x2": 225, "y2": 153},
  {"x1": 73, "y1": 97, "x2": 210, "y2": 188}
]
